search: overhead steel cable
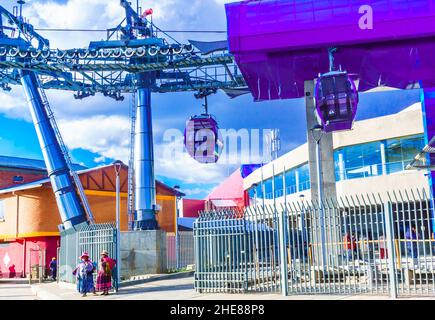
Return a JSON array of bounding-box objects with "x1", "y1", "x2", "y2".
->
[{"x1": 34, "y1": 28, "x2": 227, "y2": 33}]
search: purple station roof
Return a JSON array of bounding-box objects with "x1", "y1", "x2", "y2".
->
[{"x1": 226, "y1": 0, "x2": 435, "y2": 101}]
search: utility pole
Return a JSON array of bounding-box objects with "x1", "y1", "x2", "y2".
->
[
  {"x1": 310, "y1": 125, "x2": 327, "y2": 271},
  {"x1": 114, "y1": 161, "x2": 122, "y2": 291},
  {"x1": 173, "y1": 185, "x2": 181, "y2": 270}
]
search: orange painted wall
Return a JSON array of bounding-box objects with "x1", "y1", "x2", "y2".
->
[
  {"x1": 0, "y1": 176, "x2": 177, "y2": 239},
  {"x1": 0, "y1": 189, "x2": 176, "y2": 239},
  {"x1": 156, "y1": 197, "x2": 176, "y2": 233}
]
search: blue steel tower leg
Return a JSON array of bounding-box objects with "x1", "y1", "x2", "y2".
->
[
  {"x1": 19, "y1": 69, "x2": 88, "y2": 230},
  {"x1": 133, "y1": 72, "x2": 158, "y2": 230}
]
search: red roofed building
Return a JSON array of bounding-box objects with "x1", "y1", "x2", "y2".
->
[
  {"x1": 205, "y1": 169, "x2": 247, "y2": 211},
  {"x1": 182, "y1": 199, "x2": 205, "y2": 218}
]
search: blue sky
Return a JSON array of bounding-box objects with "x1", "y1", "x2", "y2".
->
[{"x1": 0, "y1": 0, "x2": 423, "y2": 199}]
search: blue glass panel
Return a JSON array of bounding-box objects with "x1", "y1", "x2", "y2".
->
[
  {"x1": 285, "y1": 169, "x2": 297, "y2": 195},
  {"x1": 274, "y1": 174, "x2": 284, "y2": 197},
  {"x1": 297, "y1": 163, "x2": 310, "y2": 191},
  {"x1": 401, "y1": 135, "x2": 424, "y2": 161},
  {"x1": 361, "y1": 141, "x2": 382, "y2": 177}
]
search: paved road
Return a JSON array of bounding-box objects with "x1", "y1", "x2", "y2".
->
[{"x1": 0, "y1": 279, "x2": 39, "y2": 300}]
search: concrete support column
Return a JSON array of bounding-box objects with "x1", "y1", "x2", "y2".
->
[
  {"x1": 305, "y1": 80, "x2": 338, "y2": 270},
  {"x1": 305, "y1": 80, "x2": 337, "y2": 201},
  {"x1": 120, "y1": 230, "x2": 167, "y2": 278}
]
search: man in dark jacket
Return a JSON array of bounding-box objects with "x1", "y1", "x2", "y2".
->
[
  {"x1": 405, "y1": 225, "x2": 418, "y2": 259},
  {"x1": 49, "y1": 258, "x2": 57, "y2": 281}
]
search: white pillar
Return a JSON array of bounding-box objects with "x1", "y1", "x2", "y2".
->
[
  {"x1": 380, "y1": 141, "x2": 387, "y2": 175},
  {"x1": 338, "y1": 152, "x2": 345, "y2": 181},
  {"x1": 295, "y1": 170, "x2": 300, "y2": 193}
]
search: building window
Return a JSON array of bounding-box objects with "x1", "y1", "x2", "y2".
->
[
  {"x1": 13, "y1": 175, "x2": 24, "y2": 184},
  {"x1": 296, "y1": 163, "x2": 310, "y2": 192},
  {"x1": 335, "y1": 134, "x2": 425, "y2": 181},
  {"x1": 285, "y1": 169, "x2": 297, "y2": 195},
  {"x1": 386, "y1": 135, "x2": 424, "y2": 174},
  {"x1": 274, "y1": 174, "x2": 284, "y2": 198}
]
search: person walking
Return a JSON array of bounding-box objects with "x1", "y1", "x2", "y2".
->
[
  {"x1": 344, "y1": 232, "x2": 361, "y2": 260},
  {"x1": 73, "y1": 252, "x2": 95, "y2": 297},
  {"x1": 49, "y1": 257, "x2": 57, "y2": 281},
  {"x1": 379, "y1": 234, "x2": 388, "y2": 259},
  {"x1": 96, "y1": 250, "x2": 116, "y2": 295},
  {"x1": 364, "y1": 233, "x2": 374, "y2": 261},
  {"x1": 405, "y1": 225, "x2": 418, "y2": 259}
]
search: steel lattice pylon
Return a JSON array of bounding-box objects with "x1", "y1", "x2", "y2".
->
[
  {"x1": 0, "y1": 3, "x2": 247, "y2": 98},
  {"x1": 0, "y1": 1, "x2": 248, "y2": 230}
]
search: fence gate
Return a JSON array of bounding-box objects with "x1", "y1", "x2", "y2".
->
[
  {"x1": 194, "y1": 209, "x2": 281, "y2": 293},
  {"x1": 167, "y1": 231, "x2": 195, "y2": 271},
  {"x1": 28, "y1": 248, "x2": 46, "y2": 284},
  {"x1": 194, "y1": 190, "x2": 435, "y2": 298},
  {"x1": 59, "y1": 223, "x2": 118, "y2": 289}
]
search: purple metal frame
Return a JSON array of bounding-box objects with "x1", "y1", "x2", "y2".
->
[
  {"x1": 226, "y1": 0, "x2": 435, "y2": 220},
  {"x1": 226, "y1": 0, "x2": 435, "y2": 101}
]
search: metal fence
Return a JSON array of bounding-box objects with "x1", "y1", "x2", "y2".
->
[
  {"x1": 194, "y1": 208, "x2": 281, "y2": 293},
  {"x1": 58, "y1": 223, "x2": 118, "y2": 290},
  {"x1": 167, "y1": 231, "x2": 195, "y2": 271},
  {"x1": 194, "y1": 190, "x2": 435, "y2": 298}
]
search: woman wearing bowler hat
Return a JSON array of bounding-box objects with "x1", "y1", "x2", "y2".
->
[
  {"x1": 73, "y1": 252, "x2": 95, "y2": 297},
  {"x1": 96, "y1": 250, "x2": 116, "y2": 295}
]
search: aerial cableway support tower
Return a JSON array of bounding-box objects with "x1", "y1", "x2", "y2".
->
[{"x1": 0, "y1": 1, "x2": 248, "y2": 230}]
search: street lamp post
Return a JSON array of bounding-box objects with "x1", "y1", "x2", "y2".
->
[
  {"x1": 310, "y1": 125, "x2": 327, "y2": 271},
  {"x1": 114, "y1": 161, "x2": 122, "y2": 292},
  {"x1": 173, "y1": 185, "x2": 181, "y2": 270}
]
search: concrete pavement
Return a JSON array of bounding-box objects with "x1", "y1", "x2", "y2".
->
[
  {"x1": 3, "y1": 276, "x2": 435, "y2": 300},
  {"x1": 0, "y1": 279, "x2": 39, "y2": 300},
  {"x1": 27, "y1": 276, "x2": 422, "y2": 300}
]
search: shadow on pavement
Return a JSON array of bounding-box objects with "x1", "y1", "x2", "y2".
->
[{"x1": 116, "y1": 283, "x2": 195, "y2": 295}]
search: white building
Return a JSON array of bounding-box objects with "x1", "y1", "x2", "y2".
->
[{"x1": 244, "y1": 103, "x2": 429, "y2": 204}]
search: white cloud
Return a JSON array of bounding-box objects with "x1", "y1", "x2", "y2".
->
[
  {"x1": 0, "y1": 86, "x2": 31, "y2": 121},
  {"x1": 23, "y1": 0, "x2": 124, "y2": 49},
  {"x1": 93, "y1": 155, "x2": 107, "y2": 163},
  {"x1": 58, "y1": 115, "x2": 131, "y2": 162},
  {"x1": 182, "y1": 187, "x2": 212, "y2": 198}
]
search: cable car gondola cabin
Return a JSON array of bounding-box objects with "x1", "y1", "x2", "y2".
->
[
  {"x1": 314, "y1": 71, "x2": 358, "y2": 133},
  {"x1": 184, "y1": 114, "x2": 223, "y2": 164}
]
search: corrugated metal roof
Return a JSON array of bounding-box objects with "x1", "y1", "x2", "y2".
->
[
  {"x1": 0, "y1": 161, "x2": 186, "y2": 197},
  {"x1": 0, "y1": 155, "x2": 87, "y2": 172},
  {"x1": 0, "y1": 180, "x2": 44, "y2": 194},
  {"x1": 210, "y1": 199, "x2": 238, "y2": 207}
]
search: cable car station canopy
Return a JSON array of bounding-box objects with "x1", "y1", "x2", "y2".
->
[{"x1": 226, "y1": 0, "x2": 435, "y2": 101}]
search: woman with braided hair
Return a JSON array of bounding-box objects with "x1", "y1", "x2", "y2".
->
[{"x1": 96, "y1": 250, "x2": 115, "y2": 295}]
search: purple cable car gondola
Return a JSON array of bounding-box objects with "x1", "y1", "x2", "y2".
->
[
  {"x1": 314, "y1": 70, "x2": 359, "y2": 133},
  {"x1": 184, "y1": 113, "x2": 224, "y2": 164}
]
